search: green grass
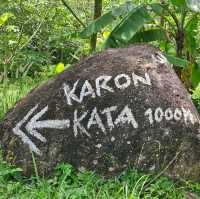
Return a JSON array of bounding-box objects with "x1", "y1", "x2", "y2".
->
[
  {"x1": 0, "y1": 78, "x2": 200, "y2": 198},
  {"x1": 0, "y1": 161, "x2": 188, "y2": 199},
  {"x1": 0, "y1": 77, "x2": 46, "y2": 120},
  {"x1": 1, "y1": 157, "x2": 200, "y2": 199}
]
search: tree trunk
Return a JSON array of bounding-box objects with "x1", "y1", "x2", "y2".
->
[
  {"x1": 181, "y1": 51, "x2": 193, "y2": 90},
  {"x1": 175, "y1": 29, "x2": 192, "y2": 90},
  {"x1": 175, "y1": 29, "x2": 184, "y2": 77},
  {"x1": 61, "y1": 0, "x2": 85, "y2": 28},
  {"x1": 90, "y1": 0, "x2": 102, "y2": 52}
]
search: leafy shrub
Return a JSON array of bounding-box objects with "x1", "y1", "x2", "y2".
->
[{"x1": 0, "y1": 1, "x2": 89, "y2": 82}]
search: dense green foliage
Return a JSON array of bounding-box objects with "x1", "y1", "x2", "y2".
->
[
  {"x1": 81, "y1": 0, "x2": 200, "y2": 88},
  {"x1": 1, "y1": 0, "x2": 200, "y2": 86},
  {"x1": 0, "y1": 0, "x2": 90, "y2": 81},
  {"x1": 0, "y1": 0, "x2": 200, "y2": 198}
]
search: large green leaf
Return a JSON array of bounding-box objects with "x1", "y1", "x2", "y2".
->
[
  {"x1": 185, "y1": 14, "x2": 198, "y2": 30},
  {"x1": 130, "y1": 29, "x2": 166, "y2": 43},
  {"x1": 185, "y1": 15, "x2": 198, "y2": 54},
  {"x1": 192, "y1": 62, "x2": 200, "y2": 88},
  {"x1": 165, "y1": 54, "x2": 189, "y2": 68},
  {"x1": 148, "y1": 3, "x2": 163, "y2": 15},
  {"x1": 170, "y1": 0, "x2": 187, "y2": 7},
  {"x1": 80, "y1": 2, "x2": 134, "y2": 38},
  {"x1": 80, "y1": 12, "x2": 115, "y2": 38},
  {"x1": 185, "y1": 33, "x2": 197, "y2": 54},
  {"x1": 105, "y1": 6, "x2": 152, "y2": 48},
  {"x1": 112, "y1": 6, "x2": 152, "y2": 41}
]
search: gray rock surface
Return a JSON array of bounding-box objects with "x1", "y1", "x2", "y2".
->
[{"x1": 1, "y1": 44, "x2": 200, "y2": 180}]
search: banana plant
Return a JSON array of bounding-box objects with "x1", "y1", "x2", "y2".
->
[{"x1": 80, "y1": 0, "x2": 200, "y2": 88}]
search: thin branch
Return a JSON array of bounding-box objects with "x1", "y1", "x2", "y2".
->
[{"x1": 61, "y1": 0, "x2": 86, "y2": 28}]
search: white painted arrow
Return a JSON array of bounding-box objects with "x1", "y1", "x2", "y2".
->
[{"x1": 13, "y1": 104, "x2": 70, "y2": 156}]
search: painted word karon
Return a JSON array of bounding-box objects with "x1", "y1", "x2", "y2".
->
[{"x1": 63, "y1": 72, "x2": 151, "y2": 106}]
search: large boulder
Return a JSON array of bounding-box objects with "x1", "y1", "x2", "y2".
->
[{"x1": 1, "y1": 44, "x2": 200, "y2": 180}]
